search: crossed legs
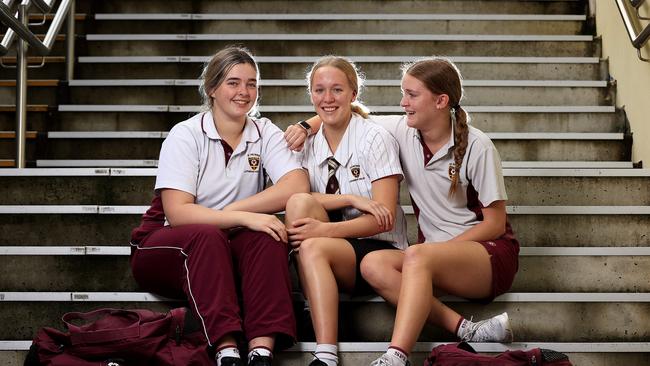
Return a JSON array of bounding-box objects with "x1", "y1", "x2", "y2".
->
[{"x1": 285, "y1": 193, "x2": 358, "y2": 344}]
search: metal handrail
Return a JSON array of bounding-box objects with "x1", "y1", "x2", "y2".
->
[
  {"x1": 0, "y1": 0, "x2": 70, "y2": 55},
  {"x1": 631, "y1": 0, "x2": 649, "y2": 20},
  {"x1": 615, "y1": 0, "x2": 650, "y2": 62},
  {"x1": 0, "y1": 0, "x2": 76, "y2": 168},
  {"x1": 630, "y1": 0, "x2": 645, "y2": 8}
]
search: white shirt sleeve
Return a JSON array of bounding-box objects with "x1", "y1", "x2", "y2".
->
[
  {"x1": 362, "y1": 127, "x2": 404, "y2": 182},
  {"x1": 466, "y1": 141, "x2": 508, "y2": 207},
  {"x1": 259, "y1": 120, "x2": 303, "y2": 183},
  {"x1": 368, "y1": 114, "x2": 404, "y2": 139},
  {"x1": 155, "y1": 124, "x2": 200, "y2": 196}
]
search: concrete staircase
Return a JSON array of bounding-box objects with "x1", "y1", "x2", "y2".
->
[{"x1": 1, "y1": 0, "x2": 649, "y2": 365}]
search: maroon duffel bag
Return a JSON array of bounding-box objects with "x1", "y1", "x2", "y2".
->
[
  {"x1": 24, "y1": 307, "x2": 213, "y2": 366},
  {"x1": 425, "y1": 342, "x2": 573, "y2": 366}
]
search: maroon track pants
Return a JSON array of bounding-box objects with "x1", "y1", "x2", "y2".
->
[{"x1": 130, "y1": 224, "x2": 296, "y2": 349}]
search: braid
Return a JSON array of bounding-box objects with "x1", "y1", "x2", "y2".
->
[
  {"x1": 351, "y1": 102, "x2": 369, "y2": 118},
  {"x1": 449, "y1": 106, "x2": 469, "y2": 197}
]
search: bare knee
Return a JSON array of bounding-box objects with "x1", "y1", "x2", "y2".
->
[
  {"x1": 286, "y1": 193, "x2": 317, "y2": 215},
  {"x1": 360, "y1": 252, "x2": 396, "y2": 288},
  {"x1": 403, "y1": 243, "x2": 432, "y2": 271}
]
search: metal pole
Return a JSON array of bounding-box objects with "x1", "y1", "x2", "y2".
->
[
  {"x1": 65, "y1": 0, "x2": 74, "y2": 80},
  {"x1": 15, "y1": 2, "x2": 28, "y2": 168}
]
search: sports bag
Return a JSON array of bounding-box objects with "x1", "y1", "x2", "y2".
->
[
  {"x1": 24, "y1": 307, "x2": 213, "y2": 366},
  {"x1": 424, "y1": 342, "x2": 573, "y2": 366}
]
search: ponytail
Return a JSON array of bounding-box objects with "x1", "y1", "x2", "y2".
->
[{"x1": 351, "y1": 102, "x2": 369, "y2": 118}]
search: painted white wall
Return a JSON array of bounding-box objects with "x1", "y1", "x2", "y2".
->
[{"x1": 595, "y1": 1, "x2": 650, "y2": 165}]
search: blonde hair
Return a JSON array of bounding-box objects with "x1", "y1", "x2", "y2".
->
[
  {"x1": 403, "y1": 57, "x2": 469, "y2": 197},
  {"x1": 198, "y1": 46, "x2": 260, "y2": 116},
  {"x1": 306, "y1": 55, "x2": 369, "y2": 118}
]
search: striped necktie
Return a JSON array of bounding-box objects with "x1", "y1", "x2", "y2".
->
[
  {"x1": 326, "y1": 157, "x2": 343, "y2": 222},
  {"x1": 326, "y1": 157, "x2": 340, "y2": 194}
]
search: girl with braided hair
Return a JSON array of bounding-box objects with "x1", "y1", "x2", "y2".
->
[{"x1": 284, "y1": 57, "x2": 519, "y2": 366}]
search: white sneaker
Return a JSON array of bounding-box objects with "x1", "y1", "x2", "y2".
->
[
  {"x1": 461, "y1": 312, "x2": 513, "y2": 343},
  {"x1": 369, "y1": 353, "x2": 409, "y2": 366}
]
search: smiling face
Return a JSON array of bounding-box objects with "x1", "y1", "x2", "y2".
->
[
  {"x1": 209, "y1": 63, "x2": 258, "y2": 122},
  {"x1": 309, "y1": 66, "x2": 357, "y2": 127},
  {"x1": 400, "y1": 73, "x2": 448, "y2": 129}
]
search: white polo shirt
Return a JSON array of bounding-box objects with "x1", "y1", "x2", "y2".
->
[
  {"x1": 371, "y1": 115, "x2": 508, "y2": 242},
  {"x1": 300, "y1": 113, "x2": 408, "y2": 249},
  {"x1": 155, "y1": 111, "x2": 302, "y2": 210}
]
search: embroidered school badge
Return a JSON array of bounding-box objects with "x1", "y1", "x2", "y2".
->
[
  {"x1": 247, "y1": 154, "x2": 260, "y2": 171},
  {"x1": 350, "y1": 164, "x2": 361, "y2": 178},
  {"x1": 448, "y1": 163, "x2": 457, "y2": 180}
]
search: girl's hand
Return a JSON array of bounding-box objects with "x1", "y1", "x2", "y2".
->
[
  {"x1": 284, "y1": 124, "x2": 308, "y2": 152},
  {"x1": 287, "y1": 218, "x2": 330, "y2": 248},
  {"x1": 240, "y1": 212, "x2": 288, "y2": 243},
  {"x1": 349, "y1": 195, "x2": 394, "y2": 230}
]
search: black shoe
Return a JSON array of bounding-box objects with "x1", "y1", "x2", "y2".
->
[
  {"x1": 249, "y1": 355, "x2": 272, "y2": 366},
  {"x1": 308, "y1": 359, "x2": 328, "y2": 366},
  {"x1": 219, "y1": 356, "x2": 243, "y2": 366}
]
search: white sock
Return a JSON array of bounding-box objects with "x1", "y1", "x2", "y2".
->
[
  {"x1": 314, "y1": 343, "x2": 338, "y2": 366},
  {"x1": 216, "y1": 346, "x2": 240, "y2": 366},
  {"x1": 386, "y1": 347, "x2": 408, "y2": 366},
  {"x1": 456, "y1": 318, "x2": 471, "y2": 339},
  {"x1": 248, "y1": 347, "x2": 272, "y2": 363}
]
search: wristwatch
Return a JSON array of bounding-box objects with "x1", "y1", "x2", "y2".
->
[{"x1": 297, "y1": 120, "x2": 312, "y2": 134}]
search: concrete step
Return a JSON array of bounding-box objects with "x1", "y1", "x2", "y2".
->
[
  {"x1": 1, "y1": 342, "x2": 649, "y2": 366},
  {"x1": 0, "y1": 249, "x2": 648, "y2": 292},
  {"x1": 59, "y1": 80, "x2": 611, "y2": 107},
  {"x1": 77, "y1": 0, "x2": 585, "y2": 15},
  {"x1": 84, "y1": 37, "x2": 597, "y2": 58},
  {"x1": 0, "y1": 293, "x2": 648, "y2": 342},
  {"x1": 0, "y1": 86, "x2": 58, "y2": 106},
  {"x1": 89, "y1": 14, "x2": 586, "y2": 35},
  {"x1": 1, "y1": 135, "x2": 626, "y2": 161},
  {"x1": 30, "y1": 160, "x2": 634, "y2": 169},
  {"x1": 2, "y1": 169, "x2": 649, "y2": 206},
  {"x1": 41, "y1": 109, "x2": 622, "y2": 134},
  {"x1": 73, "y1": 56, "x2": 605, "y2": 80},
  {"x1": 0, "y1": 207, "x2": 648, "y2": 246}
]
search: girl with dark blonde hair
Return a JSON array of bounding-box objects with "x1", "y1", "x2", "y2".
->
[
  {"x1": 285, "y1": 57, "x2": 519, "y2": 366},
  {"x1": 284, "y1": 55, "x2": 407, "y2": 366}
]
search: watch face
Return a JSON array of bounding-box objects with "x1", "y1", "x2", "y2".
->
[{"x1": 299, "y1": 121, "x2": 311, "y2": 131}]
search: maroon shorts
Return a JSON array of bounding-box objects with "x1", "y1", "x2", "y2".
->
[{"x1": 475, "y1": 235, "x2": 520, "y2": 303}]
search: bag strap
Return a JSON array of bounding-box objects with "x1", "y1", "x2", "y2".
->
[
  {"x1": 456, "y1": 342, "x2": 478, "y2": 354},
  {"x1": 62, "y1": 308, "x2": 141, "y2": 345}
]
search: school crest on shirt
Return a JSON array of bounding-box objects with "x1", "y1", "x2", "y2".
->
[
  {"x1": 247, "y1": 154, "x2": 260, "y2": 172},
  {"x1": 448, "y1": 162, "x2": 457, "y2": 180},
  {"x1": 350, "y1": 164, "x2": 361, "y2": 179}
]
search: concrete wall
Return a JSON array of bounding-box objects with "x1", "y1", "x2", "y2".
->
[{"x1": 594, "y1": 1, "x2": 650, "y2": 166}]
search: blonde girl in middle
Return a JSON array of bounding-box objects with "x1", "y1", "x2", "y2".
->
[{"x1": 284, "y1": 56, "x2": 408, "y2": 366}]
